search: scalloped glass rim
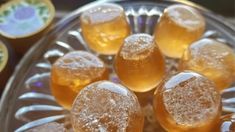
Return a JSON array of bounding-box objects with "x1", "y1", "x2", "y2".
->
[{"x1": 0, "y1": 0, "x2": 235, "y2": 131}]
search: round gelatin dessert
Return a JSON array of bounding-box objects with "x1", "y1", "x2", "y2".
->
[
  {"x1": 153, "y1": 4, "x2": 205, "y2": 58},
  {"x1": 153, "y1": 71, "x2": 221, "y2": 132},
  {"x1": 50, "y1": 51, "x2": 109, "y2": 109},
  {"x1": 0, "y1": 0, "x2": 55, "y2": 54},
  {"x1": 115, "y1": 33, "x2": 165, "y2": 92},
  {"x1": 71, "y1": 81, "x2": 144, "y2": 132},
  {"x1": 179, "y1": 38, "x2": 235, "y2": 91},
  {"x1": 80, "y1": 3, "x2": 130, "y2": 55}
]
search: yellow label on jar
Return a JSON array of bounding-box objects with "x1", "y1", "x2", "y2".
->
[{"x1": 0, "y1": 42, "x2": 8, "y2": 72}]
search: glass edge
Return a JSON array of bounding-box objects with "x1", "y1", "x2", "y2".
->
[{"x1": 0, "y1": 0, "x2": 234, "y2": 130}]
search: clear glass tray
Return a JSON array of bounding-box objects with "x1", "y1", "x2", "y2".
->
[{"x1": 1, "y1": 0, "x2": 235, "y2": 132}]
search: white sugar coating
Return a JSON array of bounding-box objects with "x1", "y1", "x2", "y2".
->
[
  {"x1": 81, "y1": 3, "x2": 123, "y2": 24},
  {"x1": 190, "y1": 39, "x2": 234, "y2": 57},
  {"x1": 185, "y1": 38, "x2": 235, "y2": 78},
  {"x1": 163, "y1": 71, "x2": 221, "y2": 126},
  {"x1": 26, "y1": 122, "x2": 66, "y2": 132},
  {"x1": 52, "y1": 51, "x2": 106, "y2": 89},
  {"x1": 55, "y1": 51, "x2": 104, "y2": 68},
  {"x1": 166, "y1": 4, "x2": 205, "y2": 31},
  {"x1": 120, "y1": 34, "x2": 156, "y2": 60},
  {"x1": 165, "y1": 71, "x2": 200, "y2": 89},
  {"x1": 71, "y1": 81, "x2": 143, "y2": 132},
  {"x1": 189, "y1": 38, "x2": 235, "y2": 67}
]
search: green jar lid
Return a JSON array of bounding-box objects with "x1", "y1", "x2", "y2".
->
[{"x1": 0, "y1": 0, "x2": 55, "y2": 39}]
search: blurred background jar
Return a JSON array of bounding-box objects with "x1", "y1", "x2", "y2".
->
[
  {"x1": 0, "y1": 38, "x2": 16, "y2": 95},
  {"x1": 0, "y1": 0, "x2": 55, "y2": 55}
]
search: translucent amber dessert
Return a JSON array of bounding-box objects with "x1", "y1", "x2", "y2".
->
[
  {"x1": 179, "y1": 38, "x2": 235, "y2": 91},
  {"x1": 26, "y1": 122, "x2": 66, "y2": 132},
  {"x1": 115, "y1": 33, "x2": 165, "y2": 92},
  {"x1": 80, "y1": 3, "x2": 130, "y2": 55},
  {"x1": 220, "y1": 114, "x2": 235, "y2": 132},
  {"x1": 154, "y1": 4, "x2": 205, "y2": 58},
  {"x1": 71, "y1": 81, "x2": 144, "y2": 132},
  {"x1": 50, "y1": 51, "x2": 109, "y2": 109},
  {"x1": 153, "y1": 71, "x2": 221, "y2": 132}
]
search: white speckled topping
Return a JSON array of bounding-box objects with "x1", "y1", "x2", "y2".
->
[
  {"x1": 71, "y1": 81, "x2": 143, "y2": 132},
  {"x1": 189, "y1": 38, "x2": 235, "y2": 68},
  {"x1": 81, "y1": 3, "x2": 123, "y2": 24},
  {"x1": 52, "y1": 51, "x2": 106, "y2": 91},
  {"x1": 166, "y1": 4, "x2": 205, "y2": 31},
  {"x1": 163, "y1": 71, "x2": 221, "y2": 126},
  {"x1": 55, "y1": 51, "x2": 104, "y2": 69},
  {"x1": 120, "y1": 34, "x2": 155, "y2": 60}
]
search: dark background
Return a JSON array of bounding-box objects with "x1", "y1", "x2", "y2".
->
[
  {"x1": 52, "y1": 0, "x2": 235, "y2": 17},
  {"x1": 0, "y1": 0, "x2": 234, "y2": 17},
  {"x1": 57, "y1": 0, "x2": 235, "y2": 17}
]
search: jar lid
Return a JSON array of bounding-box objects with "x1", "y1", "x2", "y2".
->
[
  {"x1": 0, "y1": 0, "x2": 55, "y2": 39},
  {"x1": 0, "y1": 41, "x2": 8, "y2": 72}
]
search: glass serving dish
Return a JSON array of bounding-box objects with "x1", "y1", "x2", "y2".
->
[{"x1": 1, "y1": 0, "x2": 235, "y2": 132}]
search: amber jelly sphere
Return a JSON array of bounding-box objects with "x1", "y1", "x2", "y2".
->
[
  {"x1": 50, "y1": 51, "x2": 109, "y2": 109},
  {"x1": 154, "y1": 4, "x2": 205, "y2": 58},
  {"x1": 179, "y1": 38, "x2": 235, "y2": 91},
  {"x1": 71, "y1": 81, "x2": 144, "y2": 132},
  {"x1": 153, "y1": 71, "x2": 221, "y2": 132},
  {"x1": 80, "y1": 3, "x2": 131, "y2": 55},
  {"x1": 115, "y1": 33, "x2": 165, "y2": 92}
]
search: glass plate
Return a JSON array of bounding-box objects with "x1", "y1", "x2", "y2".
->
[{"x1": 1, "y1": 0, "x2": 235, "y2": 132}]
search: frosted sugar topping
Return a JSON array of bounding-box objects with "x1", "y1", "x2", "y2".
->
[
  {"x1": 120, "y1": 34, "x2": 155, "y2": 60},
  {"x1": 52, "y1": 51, "x2": 106, "y2": 88},
  {"x1": 163, "y1": 71, "x2": 221, "y2": 126},
  {"x1": 166, "y1": 5, "x2": 205, "y2": 31},
  {"x1": 81, "y1": 3, "x2": 123, "y2": 24},
  {"x1": 71, "y1": 81, "x2": 143, "y2": 132},
  {"x1": 54, "y1": 51, "x2": 104, "y2": 69}
]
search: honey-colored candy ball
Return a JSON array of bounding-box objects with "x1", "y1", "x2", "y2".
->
[
  {"x1": 71, "y1": 81, "x2": 144, "y2": 132},
  {"x1": 179, "y1": 38, "x2": 235, "y2": 91},
  {"x1": 50, "y1": 51, "x2": 109, "y2": 109},
  {"x1": 80, "y1": 3, "x2": 130, "y2": 55},
  {"x1": 153, "y1": 71, "x2": 221, "y2": 132},
  {"x1": 154, "y1": 4, "x2": 205, "y2": 58},
  {"x1": 115, "y1": 34, "x2": 165, "y2": 92}
]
